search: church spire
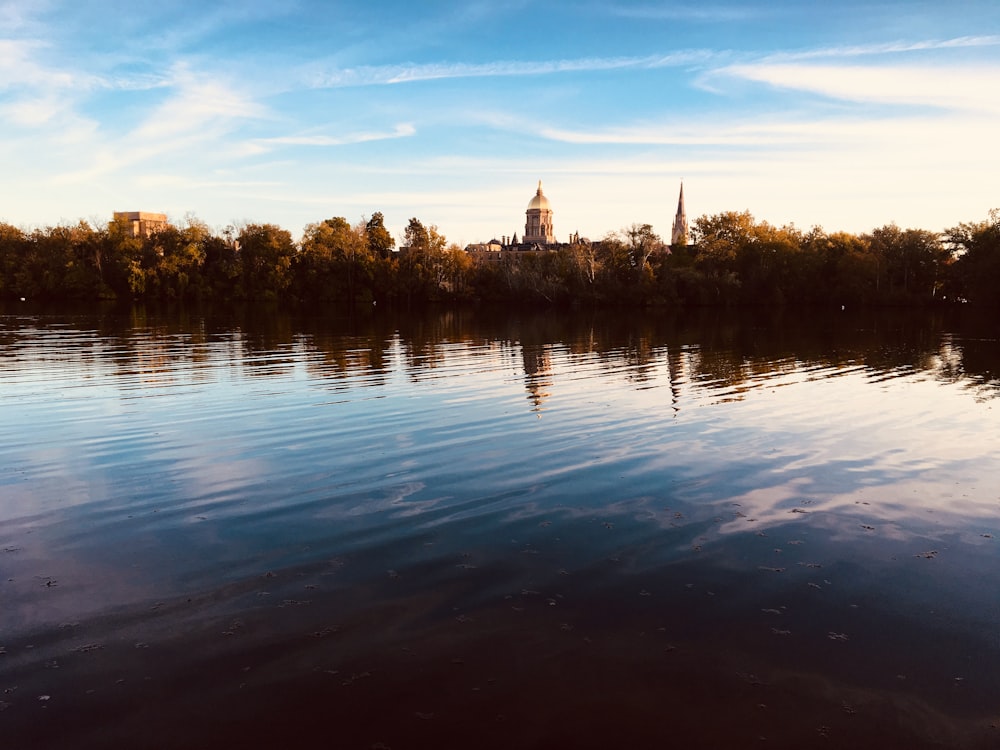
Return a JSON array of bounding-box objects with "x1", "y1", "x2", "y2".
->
[{"x1": 671, "y1": 181, "x2": 689, "y2": 247}]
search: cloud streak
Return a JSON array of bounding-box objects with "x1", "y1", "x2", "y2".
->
[
  {"x1": 716, "y1": 62, "x2": 1000, "y2": 114},
  {"x1": 50, "y1": 63, "x2": 267, "y2": 184},
  {"x1": 307, "y1": 50, "x2": 714, "y2": 88},
  {"x1": 603, "y1": 3, "x2": 762, "y2": 22},
  {"x1": 247, "y1": 123, "x2": 416, "y2": 153}
]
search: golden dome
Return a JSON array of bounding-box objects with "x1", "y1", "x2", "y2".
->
[{"x1": 527, "y1": 181, "x2": 551, "y2": 211}]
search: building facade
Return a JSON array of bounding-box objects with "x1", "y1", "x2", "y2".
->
[
  {"x1": 113, "y1": 211, "x2": 169, "y2": 238},
  {"x1": 466, "y1": 179, "x2": 690, "y2": 259},
  {"x1": 523, "y1": 181, "x2": 554, "y2": 245}
]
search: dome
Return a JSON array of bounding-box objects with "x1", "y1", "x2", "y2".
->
[{"x1": 526, "y1": 181, "x2": 551, "y2": 211}]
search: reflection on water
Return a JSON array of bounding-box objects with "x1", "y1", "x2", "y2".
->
[{"x1": 1, "y1": 305, "x2": 1000, "y2": 749}]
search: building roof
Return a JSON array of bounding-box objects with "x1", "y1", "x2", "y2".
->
[{"x1": 526, "y1": 181, "x2": 551, "y2": 211}]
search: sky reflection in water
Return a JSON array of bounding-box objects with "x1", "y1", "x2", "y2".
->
[{"x1": 1, "y1": 307, "x2": 1000, "y2": 748}]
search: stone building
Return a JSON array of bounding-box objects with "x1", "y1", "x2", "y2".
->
[
  {"x1": 523, "y1": 181, "x2": 554, "y2": 245},
  {"x1": 113, "y1": 211, "x2": 169, "y2": 238},
  {"x1": 466, "y1": 179, "x2": 688, "y2": 259}
]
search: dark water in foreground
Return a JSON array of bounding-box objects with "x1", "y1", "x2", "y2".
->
[{"x1": 2, "y1": 305, "x2": 1000, "y2": 749}]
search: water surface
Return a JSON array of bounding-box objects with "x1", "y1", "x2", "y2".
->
[{"x1": 2, "y1": 306, "x2": 999, "y2": 748}]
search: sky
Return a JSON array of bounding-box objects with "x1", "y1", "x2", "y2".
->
[{"x1": 2, "y1": 0, "x2": 999, "y2": 246}]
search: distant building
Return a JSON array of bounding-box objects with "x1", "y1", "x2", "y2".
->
[
  {"x1": 670, "y1": 183, "x2": 689, "y2": 247},
  {"x1": 113, "y1": 211, "x2": 169, "y2": 238},
  {"x1": 524, "y1": 181, "x2": 555, "y2": 245},
  {"x1": 464, "y1": 238, "x2": 505, "y2": 261},
  {"x1": 466, "y1": 182, "x2": 585, "y2": 258},
  {"x1": 465, "y1": 179, "x2": 687, "y2": 258}
]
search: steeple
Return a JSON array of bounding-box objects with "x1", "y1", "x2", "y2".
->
[{"x1": 671, "y1": 181, "x2": 689, "y2": 247}]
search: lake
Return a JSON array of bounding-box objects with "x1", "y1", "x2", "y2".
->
[{"x1": 2, "y1": 304, "x2": 1000, "y2": 749}]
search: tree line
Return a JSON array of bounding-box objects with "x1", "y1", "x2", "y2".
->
[{"x1": 1, "y1": 208, "x2": 998, "y2": 307}]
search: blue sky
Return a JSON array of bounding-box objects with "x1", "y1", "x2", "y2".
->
[{"x1": 2, "y1": 1, "x2": 998, "y2": 245}]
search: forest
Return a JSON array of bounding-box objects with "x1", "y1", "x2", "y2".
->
[{"x1": 1, "y1": 208, "x2": 998, "y2": 308}]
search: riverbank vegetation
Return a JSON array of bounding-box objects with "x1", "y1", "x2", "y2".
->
[{"x1": 1, "y1": 209, "x2": 998, "y2": 307}]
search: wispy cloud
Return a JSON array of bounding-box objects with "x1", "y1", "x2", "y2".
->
[
  {"x1": 307, "y1": 51, "x2": 714, "y2": 88},
  {"x1": 0, "y1": 39, "x2": 97, "y2": 90},
  {"x1": 758, "y1": 35, "x2": 1000, "y2": 62},
  {"x1": 716, "y1": 62, "x2": 1000, "y2": 114},
  {"x1": 51, "y1": 63, "x2": 267, "y2": 184},
  {"x1": 534, "y1": 114, "x2": 904, "y2": 148},
  {"x1": 603, "y1": 3, "x2": 762, "y2": 22},
  {"x1": 130, "y1": 63, "x2": 266, "y2": 141},
  {"x1": 247, "y1": 123, "x2": 416, "y2": 154}
]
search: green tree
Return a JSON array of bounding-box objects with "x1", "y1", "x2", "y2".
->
[
  {"x1": 296, "y1": 216, "x2": 371, "y2": 305},
  {"x1": 398, "y1": 218, "x2": 449, "y2": 303},
  {"x1": 0, "y1": 223, "x2": 30, "y2": 300},
  {"x1": 593, "y1": 234, "x2": 634, "y2": 302},
  {"x1": 802, "y1": 228, "x2": 875, "y2": 305},
  {"x1": 142, "y1": 217, "x2": 210, "y2": 301},
  {"x1": 868, "y1": 224, "x2": 947, "y2": 302},
  {"x1": 238, "y1": 223, "x2": 296, "y2": 301},
  {"x1": 203, "y1": 228, "x2": 242, "y2": 301},
  {"x1": 690, "y1": 211, "x2": 755, "y2": 302},
  {"x1": 945, "y1": 210, "x2": 1000, "y2": 306}
]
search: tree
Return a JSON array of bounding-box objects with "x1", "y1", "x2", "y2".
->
[
  {"x1": 398, "y1": 218, "x2": 453, "y2": 303},
  {"x1": 802, "y1": 228, "x2": 875, "y2": 305},
  {"x1": 238, "y1": 223, "x2": 296, "y2": 301},
  {"x1": 868, "y1": 224, "x2": 947, "y2": 302},
  {"x1": 202, "y1": 229, "x2": 242, "y2": 301},
  {"x1": 621, "y1": 223, "x2": 664, "y2": 279},
  {"x1": 593, "y1": 234, "x2": 633, "y2": 302},
  {"x1": 296, "y1": 216, "x2": 371, "y2": 304},
  {"x1": 0, "y1": 223, "x2": 29, "y2": 300},
  {"x1": 945, "y1": 210, "x2": 1000, "y2": 305},
  {"x1": 365, "y1": 212, "x2": 395, "y2": 259}
]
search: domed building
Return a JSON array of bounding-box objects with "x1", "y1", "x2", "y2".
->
[
  {"x1": 468, "y1": 179, "x2": 686, "y2": 260},
  {"x1": 524, "y1": 181, "x2": 554, "y2": 245}
]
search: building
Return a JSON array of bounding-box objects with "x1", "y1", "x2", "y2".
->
[
  {"x1": 465, "y1": 179, "x2": 687, "y2": 259},
  {"x1": 670, "y1": 183, "x2": 689, "y2": 247},
  {"x1": 524, "y1": 181, "x2": 555, "y2": 245},
  {"x1": 464, "y1": 238, "x2": 505, "y2": 261},
  {"x1": 466, "y1": 181, "x2": 577, "y2": 258},
  {"x1": 113, "y1": 211, "x2": 169, "y2": 238}
]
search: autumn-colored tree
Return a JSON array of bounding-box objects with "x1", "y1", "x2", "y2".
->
[
  {"x1": 365, "y1": 212, "x2": 395, "y2": 259},
  {"x1": 296, "y1": 217, "x2": 372, "y2": 304},
  {"x1": 398, "y1": 218, "x2": 452, "y2": 302}
]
